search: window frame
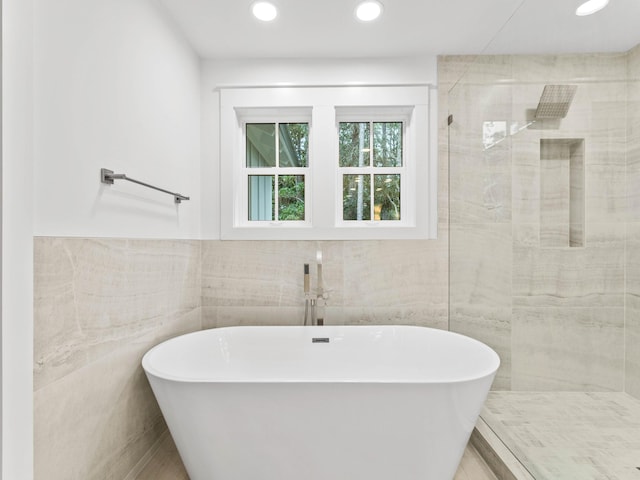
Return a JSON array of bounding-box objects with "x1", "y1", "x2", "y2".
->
[{"x1": 219, "y1": 86, "x2": 435, "y2": 240}]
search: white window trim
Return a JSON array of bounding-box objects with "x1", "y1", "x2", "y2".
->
[{"x1": 220, "y1": 85, "x2": 436, "y2": 240}]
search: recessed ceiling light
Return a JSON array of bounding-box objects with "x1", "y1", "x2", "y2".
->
[
  {"x1": 355, "y1": 1, "x2": 383, "y2": 22},
  {"x1": 576, "y1": 0, "x2": 609, "y2": 16},
  {"x1": 252, "y1": 1, "x2": 277, "y2": 22}
]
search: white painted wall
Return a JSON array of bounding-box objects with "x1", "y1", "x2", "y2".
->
[
  {"x1": 33, "y1": 0, "x2": 201, "y2": 239},
  {"x1": 200, "y1": 57, "x2": 438, "y2": 239},
  {"x1": 2, "y1": 0, "x2": 35, "y2": 477}
]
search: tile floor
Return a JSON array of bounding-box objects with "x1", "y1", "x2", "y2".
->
[
  {"x1": 135, "y1": 433, "x2": 497, "y2": 480},
  {"x1": 482, "y1": 391, "x2": 640, "y2": 480}
]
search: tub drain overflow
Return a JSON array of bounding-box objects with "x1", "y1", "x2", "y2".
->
[{"x1": 312, "y1": 337, "x2": 330, "y2": 343}]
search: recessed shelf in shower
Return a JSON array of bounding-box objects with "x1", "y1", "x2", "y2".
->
[{"x1": 539, "y1": 138, "x2": 585, "y2": 248}]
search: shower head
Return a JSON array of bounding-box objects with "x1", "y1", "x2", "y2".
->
[{"x1": 534, "y1": 85, "x2": 577, "y2": 119}]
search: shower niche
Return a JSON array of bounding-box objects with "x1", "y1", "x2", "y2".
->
[{"x1": 539, "y1": 138, "x2": 585, "y2": 248}]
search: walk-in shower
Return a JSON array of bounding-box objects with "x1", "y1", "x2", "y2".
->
[{"x1": 445, "y1": 2, "x2": 640, "y2": 477}]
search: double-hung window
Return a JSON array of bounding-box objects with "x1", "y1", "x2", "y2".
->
[
  {"x1": 220, "y1": 86, "x2": 435, "y2": 240},
  {"x1": 245, "y1": 121, "x2": 309, "y2": 222}
]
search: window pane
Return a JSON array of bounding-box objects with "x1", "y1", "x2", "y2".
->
[
  {"x1": 278, "y1": 175, "x2": 305, "y2": 221},
  {"x1": 246, "y1": 123, "x2": 276, "y2": 167},
  {"x1": 373, "y1": 122, "x2": 402, "y2": 167},
  {"x1": 248, "y1": 175, "x2": 274, "y2": 220},
  {"x1": 279, "y1": 123, "x2": 309, "y2": 167},
  {"x1": 339, "y1": 122, "x2": 370, "y2": 167},
  {"x1": 343, "y1": 174, "x2": 371, "y2": 220},
  {"x1": 374, "y1": 174, "x2": 401, "y2": 220}
]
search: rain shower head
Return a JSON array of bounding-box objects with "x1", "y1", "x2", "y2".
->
[{"x1": 534, "y1": 85, "x2": 577, "y2": 119}]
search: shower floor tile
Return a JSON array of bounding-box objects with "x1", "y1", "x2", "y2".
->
[
  {"x1": 482, "y1": 392, "x2": 640, "y2": 480},
  {"x1": 134, "y1": 432, "x2": 496, "y2": 480}
]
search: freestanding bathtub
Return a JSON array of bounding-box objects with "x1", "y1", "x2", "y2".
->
[{"x1": 142, "y1": 325, "x2": 499, "y2": 480}]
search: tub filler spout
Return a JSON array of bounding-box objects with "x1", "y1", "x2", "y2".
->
[{"x1": 303, "y1": 250, "x2": 329, "y2": 326}]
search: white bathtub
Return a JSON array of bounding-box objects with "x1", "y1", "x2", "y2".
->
[{"x1": 142, "y1": 325, "x2": 499, "y2": 480}]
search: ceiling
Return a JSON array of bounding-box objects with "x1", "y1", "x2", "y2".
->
[{"x1": 157, "y1": 0, "x2": 640, "y2": 59}]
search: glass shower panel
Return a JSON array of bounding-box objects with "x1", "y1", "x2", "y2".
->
[{"x1": 447, "y1": 43, "x2": 633, "y2": 480}]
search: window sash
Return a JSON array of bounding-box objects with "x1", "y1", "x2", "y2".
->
[{"x1": 242, "y1": 120, "x2": 310, "y2": 225}]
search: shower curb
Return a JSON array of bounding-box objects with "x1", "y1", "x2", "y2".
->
[{"x1": 471, "y1": 417, "x2": 535, "y2": 480}]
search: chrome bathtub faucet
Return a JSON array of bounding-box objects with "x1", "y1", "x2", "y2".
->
[{"x1": 303, "y1": 250, "x2": 329, "y2": 326}]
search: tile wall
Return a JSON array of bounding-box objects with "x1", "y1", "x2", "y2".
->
[
  {"x1": 444, "y1": 55, "x2": 515, "y2": 390},
  {"x1": 443, "y1": 48, "x2": 635, "y2": 393},
  {"x1": 34, "y1": 238, "x2": 201, "y2": 480},
  {"x1": 626, "y1": 44, "x2": 640, "y2": 400},
  {"x1": 201, "y1": 239, "x2": 448, "y2": 330}
]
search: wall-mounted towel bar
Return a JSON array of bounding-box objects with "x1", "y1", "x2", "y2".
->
[{"x1": 100, "y1": 168, "x2": 190, "y2": 204}]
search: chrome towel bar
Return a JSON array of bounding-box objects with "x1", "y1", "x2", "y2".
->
[{"x1": 100, "y1": 168, "x2": 190, "y2": 204}]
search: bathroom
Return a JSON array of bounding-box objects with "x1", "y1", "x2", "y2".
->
[{"x1": 3, "y1": 0, "x2": 639, "y2": 478}]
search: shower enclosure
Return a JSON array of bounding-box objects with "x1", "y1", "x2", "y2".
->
[{"x1": 445, "y1": 2, "x2": 640, "y2": 478}]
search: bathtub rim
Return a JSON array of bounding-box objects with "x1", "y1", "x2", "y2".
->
[{"x1": 142, "y1": 324, "x2": 500, "y2": 385}]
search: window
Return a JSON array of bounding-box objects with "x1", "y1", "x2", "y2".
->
[
  {"x1": 338, "y1": 120, "x2": 404, "y2": 222},
  {"x1": 246, "y1": 122, "x2": 309, "y2": 222},
  {"x1": 220, "y1": 86, "x2": 435, "y2": 240}
]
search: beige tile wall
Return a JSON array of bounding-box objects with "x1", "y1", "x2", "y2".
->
[
  {"x1": 201, "y1": 237, "x2": 449, "y2": 331},
  {"x1": 34, "y1": 238, "x2": 201, "y2": 480},
  {"x1": 626, "y1": 44, "x2": 640, "y2": 400},
  {"x1": 443, "y1": 54, "x2": 514, "y2": 389},
  {"x1": 443, "y1": 49, "x2": 633, "y2": 393}
]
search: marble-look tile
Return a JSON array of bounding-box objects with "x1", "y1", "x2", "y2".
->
[
  {"x1": 438, "y1": 55, "x2": 481, "y2": 90},
  {"x1": 449, "y1": 54, "x2": 513, "y2": 88},
  {"x1": 204, "y1": 305, "x2": 448, "y2": 331},
  {"x1": 202, "y1": 238, "x2": 448, "y2": 328},
  {"x1": 438, "y1": 55, "x2": 512, "y2": 98},
  {"x1": 133, "y1": 433, "x2": 189, "y2": 480},
  {"x1": 450, "y1": 166, "x2": 512, "y2": 224},
  {"x1": 626, "y1": 223, "x2": 640, "y2": 297},
  {"x1": 338, "y1": 306, "x2": 448, "y2": 330},
  {"x1": 628, "y1": 46, "x2": 640, "y2": 223},
  {"x1": 450, "y1": 224, "x2": 512, "y2": 308},
  {"x1": 511, "y1": 307, "x2": 624, "y2": 391},
  {"x1": 511, "y1": 53, "x2": 627, "y2": 84},
  {"x1": 513, "y1": 223, "x2": 625, "y2": 307},
  {"x1": 482, "y1": 392, "x2": 640, "y2": 480},
  {"x1": 207, "y1": 306, "x2": 307, "y2": 328},
  {"x1": 512, "y1": 136, "x2": 541, "y2": 224},
  {"x1": 625, "y1": 223, "x2": 640, "y2": 399},
  {"x1": 34, "y1": 237, "x2": 201, "y2": 390},
  {"x1": 342, "y1": 238, "x2": 448, "y2": 309},
  {"x1": 450, "y1": 307, "x2": 511, "y2": 391},
  {"x1": 34, "y1": 237, "x2": 201, "y2": 480},
  {"x1": 449, "y1": 84, "x2": 513, "y2": 224},
  {"x1": 626, "y1": 296, "x2": 640, "y2": 400},
  {"x1": 540, "y1": 151, "x2": 570, "y2": 247},
  {"x1": 201, "y1": 305, "x2": 217, "y2": 330},
  {"x1": 585, "y1": 163, "x2": 627, "y2": 223},
  {"x1": 628, "y1": 132, "x2": 640, "y2": 214},
  {"x1": 35, "y1": 308, "x2": 201, "y2": 480},
  {"x1": 628, "y1": 43, "x2": 640, "y2": 80},
  {"x1": 201, "y1": 240, "x2": 344, "y2": 308}
]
